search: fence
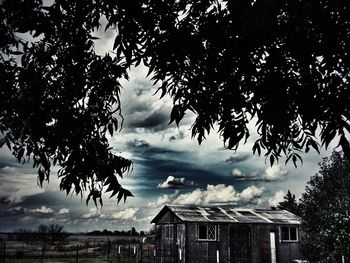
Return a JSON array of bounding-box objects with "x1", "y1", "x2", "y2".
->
[{"x1": 0, "y1": 238, "x2": 155, "y2": 263}]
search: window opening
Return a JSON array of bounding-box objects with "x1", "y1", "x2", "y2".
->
[
  {"x1": 198, "y1": 225, "x2": 216, "y2": 241},
  {"x1": 280, "y1": 226, "x2": 298, "y2": 242},
  {"x1": 165, "y1": 225, "x2": 173, "y2": 239}
]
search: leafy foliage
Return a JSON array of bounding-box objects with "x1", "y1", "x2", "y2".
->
[
  {"x1": 299, "y1": 151, "x2": 350, "y2": 262},
  {"x1": 277, "y1": 190, "x2": 300, "y2": 216},
  {"x1": 131, "y1": 0, "x2": 350, "y2": 166},
  {"x1": 0, "y1": 0, "x2": 132, "y2": 206},
  {"x1": 1, "y1": 0, "x2": 350, "y2": 205}
]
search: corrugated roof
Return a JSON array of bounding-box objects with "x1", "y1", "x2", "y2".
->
[{"x1": 151, "y1": 205, "x2": 300, "y2": 225}]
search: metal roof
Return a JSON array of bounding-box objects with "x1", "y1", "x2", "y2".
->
[{"x1": 151, "y1": 205, "x2": 301, "y2": 225}]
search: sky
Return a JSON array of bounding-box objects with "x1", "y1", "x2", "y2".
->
[{"x1": 0, "y1": 16, "x2": 337, "y2": 233}]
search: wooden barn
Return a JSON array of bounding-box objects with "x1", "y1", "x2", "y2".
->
[{"x1": 151, "y1": 205, "x2": 302, "y2": 263}]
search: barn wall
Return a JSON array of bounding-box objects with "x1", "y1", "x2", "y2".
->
[
  {"x1": 276, "y1": 226, "x2": 302, "y2": 262},
  {"x1": 153, "y1": 208, "x2": 302, "y2": 263},
  {"x1": 185, "y1": 223, "x2": 231, "y2": 263},
  {"x1": 229, "y1": 224, "x2": 302, "y2": 263},
  {"x1": 154, "y1": 211, "x2": 182, "y2": 263}
]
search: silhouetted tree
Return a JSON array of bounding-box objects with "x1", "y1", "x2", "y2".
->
[
  {"x1": 299, "y1": 151, "x2": 350, "y2": 262},
  {"x1": 37, "y1": 224, "x2": 67, "y2": 241},
  {"x1": 1, "y1": 0, "x2": 350, "y2": 205},
  {"x1": 131, "y1": 227, "x2": 138, "y2": 236},
  {"x1": 278, "y1": 190, "x2": 300, "y2": 216}
]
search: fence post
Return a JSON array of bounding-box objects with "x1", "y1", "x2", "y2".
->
[
  {"x1": 139, "y1": 243, "x2": 143, "y2": 263},
  {"x1": 1, "y1": 242, "x2": 6, "y2": 263},
  {"x1": 76, "y1": 244, "x2": 79, "y2": 263},
  {"x1": 107, "y1": 239, "x2": 111, "y2": 261},
  {"x1": 41, "y1": 241, "x2": 46, "y2": 263}
]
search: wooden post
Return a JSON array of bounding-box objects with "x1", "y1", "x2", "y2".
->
[
  {"x1": 140, "y1": 243, "x2": 143, "y2": 263},
  {"x1": 117, "y1": 245, "x2": 120, "y2": 263},
  {"x1": 76, "y1": 244, "x2": 79, "y2": 263},
  {"x1": 41, "y1": 241, "x2": 46, "y2": 263},
  {"x1": 93, "y1": 239, "x2": 95, "y2": 256},
  {"x1": 2, "y1": 242, "x2": 6, "y2": 263}
]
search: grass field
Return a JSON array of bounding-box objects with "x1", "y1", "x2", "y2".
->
[
  {"x1": 3, "y1": 255, "x2": 142, "y2": 263},
  {"x1": 0, "y1": 235, "x2": 155, "y2": 263}
]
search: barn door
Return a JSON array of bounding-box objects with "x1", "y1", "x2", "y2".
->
[
  {"x1": 259, "y1": 228, "x2": 271, "y2": 263},
  {"x1": 230, "y1": 225, "x2": 251, "y2": 263}
]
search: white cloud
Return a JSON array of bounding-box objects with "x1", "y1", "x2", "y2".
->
[
  {"x1": 157, "y1": 175, "x2": 194, "y2": 189},
  {"x1": 58, "y1": 208, "x2": 70, "y2": 214},
  {"x1": 240, "y1": 186, "x2": 265, "y2": 201},
  {"x1": 33, "y1": 206, "x2": 54, "y2": 214},
  {"x1": 111, "y1": 208, "x2": 138, "y2": 220},
  {"x1": 169, "y1": 184, "x2": 265, "y2": 206},
  {"x1": 262, "y1": 165, "x2": 288, "y2": 181},
  {"x1": 230, "y1": 168, "x2": 244, "y2": 178},
  {"x1": 148, "y1": 191, "x2": 179, "y2": 208},
  {"x1": 81, "y1": 208, "x2": 100, "y2": 219},
  {"x1": 268, "y1": 190, "x2": 285, "y2": 207}
]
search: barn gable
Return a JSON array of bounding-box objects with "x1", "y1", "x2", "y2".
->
[{"x1": 151, "y1": 205, "x2": 183, "y2": 224}]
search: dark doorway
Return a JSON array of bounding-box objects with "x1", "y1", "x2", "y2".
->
[{"x1": 230, "y1": 225, "x2": 251, "y2": 263}]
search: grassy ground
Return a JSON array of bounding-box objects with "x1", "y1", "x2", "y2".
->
[
  {"x1": 3, "y1": 256, "x2": 110, "y2": 263},
  {"x1": 3, "y1": 256, "x2": 143, "y2": 263}
]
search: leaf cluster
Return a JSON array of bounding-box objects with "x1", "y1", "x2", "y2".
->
[
  {"x1": 277, "y1": 189, "x2": 300, "y2": 216},
  {"x1": 1, "y1": 0, "x2": 350, "y2": 206},
  {"x1": 0, "y1": 0, "x2": 133, "y2": 206},
  {"x1": 113, "y1": 0, "x2": 350, "y2": 165}
]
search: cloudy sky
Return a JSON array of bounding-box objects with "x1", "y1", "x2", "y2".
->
[{"x1": 0, "y1": 19, "x2": 336, "y2": 233}]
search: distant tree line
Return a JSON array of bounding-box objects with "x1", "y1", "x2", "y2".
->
[
  {"x1": 87, "y1": 227, "x2": 148, "y2": 237},
  {"x1": 12, "y1": 224, "x2": 68, "y2": 241},
  {"x1": 12, "y1": 225, "x2": 151, "y2": 241}
]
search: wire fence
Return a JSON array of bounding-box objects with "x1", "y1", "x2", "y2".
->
[{"x1": 0, "y1": 238, "x2": 156, "y2": 263}]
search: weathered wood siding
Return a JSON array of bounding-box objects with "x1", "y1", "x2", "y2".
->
[
  {"x1": 153, "y1": 207, "x2": 302, "y2": 263},
  {"x1": 184, "y1": 223, "x2": 231, "y2": 263},
  {"x1": 154, "y1": 211, "x2": 180, "y2": 263},
  {"x1": 276, "y1": 226, "x2": 302, "y2": 262}
]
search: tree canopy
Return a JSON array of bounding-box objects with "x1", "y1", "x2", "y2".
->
[
  {"x1": 299, "y1": 151, "x2": 350, "y2": 262},
  {"x1": 277, "y1": 189, "x2": 300, "y2": 216},
  {"x1": 1, "y1": 0, "x2": 350, "y2": 205},
  {"x1": 278, "y1": 152, "x2": 350, "y2": 261}
]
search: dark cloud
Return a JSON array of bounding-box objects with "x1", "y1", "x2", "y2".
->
[
  {"x1": 6, "y1": 207, "x2": 26, "y2": 216},
  {"x1": 169, "y1": 131, "x2": 185, "y2": 141},
  {"x1": 126, "y1": 110, "x2": 170, "y2": 132},
  {"x1": 225, "y1": 153, "x2": 251, "y2": 163},
  {"x1": 126, "y1": 139, "x2": 150, "y2": 149},
  {"x1": 0, "y1": 196, "x2": 10, "y2": 204},
  {"x1": 129, "y1": 145, "x2": 252, "y2": 195},
  {"x1": 135, "y1": 88, "x2": 149, "y2": 96}
]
